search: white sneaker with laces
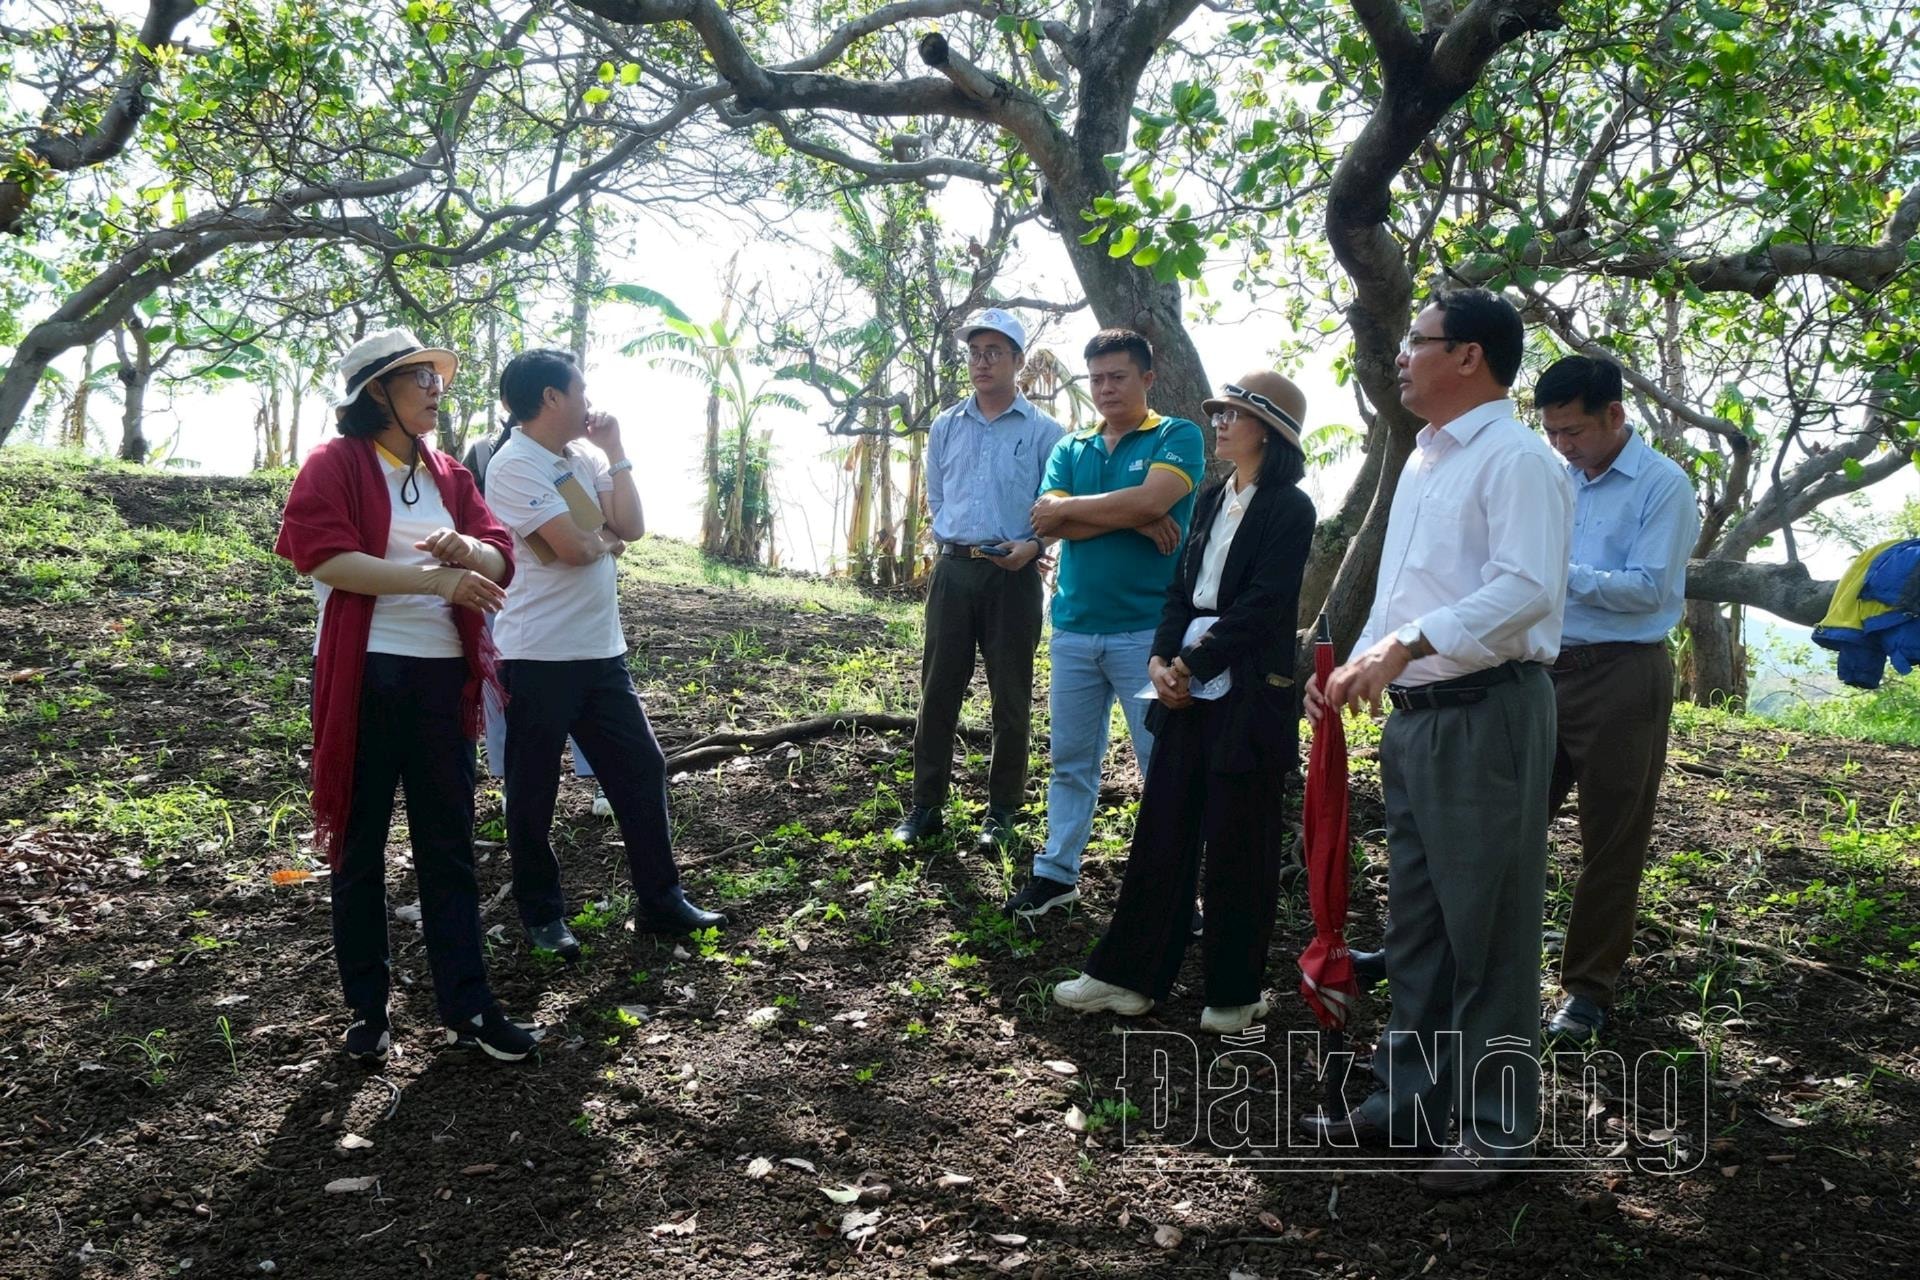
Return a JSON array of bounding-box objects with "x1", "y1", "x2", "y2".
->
[
  {"x1": 1053, "y1": 973, "x2": 1153, "y2": 1016},
  {"x1": 591, "y1": 787, "x2": 612, "y2": 818}
]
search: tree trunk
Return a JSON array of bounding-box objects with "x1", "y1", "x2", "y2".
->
[
  {"x1": 700, "y1": 389, "x2": 724, "y2": 554},
  {"x1": 1047, "y1": 171, "x2": 1213, "y2": 452},
  {"x1": 287, "y1": 381, "x2": 302, "y2": 466},
  {"x1": 61, "y1": 341, "x2": 97, "y2": 451},
  {"x1": 876, "y1": 431, "x2": 898, "y2": 587},
  {"x1": 846, "y1": 432, "x2": 874, "y2": 583},
  {"x1": 114, "y1": 320, "x2": 152, "y2": 463},
  {"x1": 1681, "y1": 600, "x2": 1745, "y2": 707},
  {"x1": 903, "y1": 427, "x2": 926, "y2": 584}
]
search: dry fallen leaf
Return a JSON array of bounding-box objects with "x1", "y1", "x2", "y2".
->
[
  {"x1": 745, "y1": 1157, "x2": 774, "y2": 1180},
  {"x1": 1153, "y1": 1224, "x2": 1183, "y2": 1250},
  {"x1": 839, "y1": 1207, "x2": 883, "y2": 1240},
  {"x1": 1759, "y1": 1110, "x2": 1811, "y2": 1129},
  {"x1": 323, "y1": 1176, "x2": 377, "y2": 1194},
  {"x1": 1063, "y1": 1105, "x2": 1087, "y2": 1133},
  {"x1": 995, "y1": 1254, "x2": 1029, "y2": 1273},
  {"x1": 336, "y1": 1133, "x2": 373, "y2": 1152},
  {"x1": 650, "y1": 1214, "x2": 697, "y2": 1238},
  {"x1": 460, "y1": 1163, "x2": 499, "y2": 1176},
  {"x1": 1257, "y1": 1211, "x2": 1283, "y2": 1232},
  {"x1": 934, "y1": 1172, "x2": 973, "y2": 1188},
  {"x1": 1042, "y1": 1060, "x2": 1078, "y2": 1077},
  {"x1": 989, "y1": 1233, "x2": 1028, "y2": 1246},
  {"x1": 820, "y1": 1184, "x2": 863, "y2": 1205},
  {"x1": 780, "y1": 1157, "x2": 818, "y2": 1173}
]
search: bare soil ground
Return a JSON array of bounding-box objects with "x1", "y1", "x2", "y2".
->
[{"x1": 0, "y1": 455, "x2": 1915, "y2": 1279}]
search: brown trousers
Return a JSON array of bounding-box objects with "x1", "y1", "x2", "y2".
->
[{"x1": 1548, "y1": 643, "x2": 1673, "y2": 1006}]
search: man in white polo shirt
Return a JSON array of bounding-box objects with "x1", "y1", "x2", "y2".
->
[{"x1": 485, "y1": 348, "x2": 727, "y2": 959}]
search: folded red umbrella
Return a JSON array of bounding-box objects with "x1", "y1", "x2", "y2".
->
[{"x1": 1298, "y1": 615, "x2": 1358, "y2": 1033}]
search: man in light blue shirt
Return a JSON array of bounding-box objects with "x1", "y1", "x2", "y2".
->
[
  {"x1": 891, "y1": 309, "x2": 1064, "y2": 854},
  {"x1": 1537, "y1": 354, "x2": 1700, "y2": 1044}
]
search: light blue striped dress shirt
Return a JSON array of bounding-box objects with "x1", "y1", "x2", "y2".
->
[
  {"x1": 925, "y1": 392, "x2": 1064, "y2": 546},
  {"x1": 1562, "y1": 429, "x2": 1700, "y2": 645}
]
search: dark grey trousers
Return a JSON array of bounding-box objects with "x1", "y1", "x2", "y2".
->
[
  {"x1": 1356, "y1": 665, "x2": 1555, "y2": 1156},
  {"x1": 910, "y1": 555, "x2": 1045, "y2": 814}
]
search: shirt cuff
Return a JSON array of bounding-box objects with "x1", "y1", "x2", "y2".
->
[
  {"x1": 1568, "y1": 562, "x2": 1598, "y2": 597},
  {"x1": 1415, "y1": 608, "x2": 1498, "y2": 668}
]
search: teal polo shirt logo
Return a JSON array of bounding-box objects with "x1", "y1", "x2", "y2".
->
[{"x1": 1042, "y1": 412, "x2": 1206, "y2": 636}]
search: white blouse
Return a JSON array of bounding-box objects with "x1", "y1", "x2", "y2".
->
[{"x1": 1191, "y1": 481, "x2": 1257, "y2": 611}]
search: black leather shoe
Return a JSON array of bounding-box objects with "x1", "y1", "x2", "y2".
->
[
  {"x1": 1295, "y1": 1109, "x2": 1391, "y2": 1150},
  {"x1": 890, "y1": 806, "x2": 944, "y2": 845},
  {"x1": 1190, "y1": 907, "x2": 1205, "y2": 938},
  {"x1": 526, "y1": 919, "x2": 582, "y2": 963},
  {"x1": 1419, "y1": 1147, "x2": 1510, "y2": 1197},
  {"x1": 1546, "y1": 994, "x2": 1606, "y2": 1044},
  {"x1": 974, "y1": 811, "x2": 1017, "y2": 854},
  {"x1": 634, "y1": 886, "x2": 729, "y2": 934},
  {"x1": 1351, "y1": 948, "x2": 1387, "y2": 984}
]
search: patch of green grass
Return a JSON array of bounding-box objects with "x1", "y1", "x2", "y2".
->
[
  {"x1": 55, "y1": 781, "x2": 233, "y2": 858},
  {"x1": 1769, "y1": 670, "x2": 1920, "y2": 746}
]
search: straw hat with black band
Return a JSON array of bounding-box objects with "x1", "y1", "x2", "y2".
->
[
  {"x1": 332, "y1": 327, "x2": 459, "y2": 412},
  {"x1": 1202, "y1": 370, "x2": 1307, "y2": 451}
]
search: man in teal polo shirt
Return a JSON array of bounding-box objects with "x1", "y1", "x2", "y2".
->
[{"x1": 1003, "y1": 328, "x2": 1206, "y2": 918}]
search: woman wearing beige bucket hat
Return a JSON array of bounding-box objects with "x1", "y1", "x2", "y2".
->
[
  {"x1": 1054, "y1": 370, "x2": 1316, "y2": 1035},
  {"x1": 275, "y1": 327, "x2": 539, "y2": 1064}
]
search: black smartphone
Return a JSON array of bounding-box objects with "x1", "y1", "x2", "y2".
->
[{"x1": 978, "y1": 544, "x2": 1010, "y2": 556}]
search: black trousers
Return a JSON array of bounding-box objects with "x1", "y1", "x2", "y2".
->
[
  {"x1": 502, "y1": 656, "x2": 680, "y2": 927},
  {"x1": 332, "y1": 653, "x2": 490, "y2": 1025},
  {"x1": 1083, "y1": 698, "x2": 1285, "y2": 1007},
  {"x1": 910, "y1": 555, "x2": 1046, "y2": 813}
]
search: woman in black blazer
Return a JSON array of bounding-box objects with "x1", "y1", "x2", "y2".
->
[{"x1": 1054, "y1": 371, "x2": 1316, "y2": 1034}]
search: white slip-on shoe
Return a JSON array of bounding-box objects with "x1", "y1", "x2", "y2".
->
[{"x1": 1052, "y1": 973, "x2": 1154, "y2": 1016}]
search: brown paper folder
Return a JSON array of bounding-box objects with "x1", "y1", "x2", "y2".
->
[{"x1": 525, "y1": 469, "x2": 607, "y2": 564}]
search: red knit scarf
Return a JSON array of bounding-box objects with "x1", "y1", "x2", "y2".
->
[{"x1": 274, "y1": 436, "x2": 513, "y2": 868}]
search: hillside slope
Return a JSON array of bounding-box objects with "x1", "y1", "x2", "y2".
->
[{"x1": 1, "y1": 452, "x2": 1915, "y2": 1279}]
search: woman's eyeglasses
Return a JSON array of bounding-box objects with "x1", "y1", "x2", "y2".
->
[{"x1": 390, "y1": 366, "x2": 446, "y2": 391}]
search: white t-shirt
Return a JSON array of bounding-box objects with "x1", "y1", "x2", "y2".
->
[
  {"x1": 314, "y1": 443, "x2": 464, "y2": 658},
  {"x1": 484, "y1": 431, "x2": 626, "y2": 661}
]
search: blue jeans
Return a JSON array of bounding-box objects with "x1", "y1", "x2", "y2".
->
[{"x1": 1034, "y1": 627, "x2": 1157, "y2": 885}]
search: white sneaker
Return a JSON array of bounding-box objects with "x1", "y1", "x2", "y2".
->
[
  {"x1": 1053, "y1": 973, "x2": 1153, "y2": 1016},
  {"x1": 591, "y1": 787, "x2": 612, "y2": 818},
  {"x1": 1199, "y1": 999, "x2": 1270, "y2": 1035}
]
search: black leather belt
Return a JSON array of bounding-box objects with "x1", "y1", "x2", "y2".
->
[
  {"x1": 1550, "y1": 641, "x2": 1664, "y2": 674},
  {"x1": 939, "y1": 542, "x2": 1004, "y2": 558},
  {"x1": 1387, "y1": 660, "x2": 1539, "y2": 712}
]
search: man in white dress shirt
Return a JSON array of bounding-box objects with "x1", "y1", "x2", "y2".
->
[{"x1": 1300, "y1": 289, "x2": 1575, "y2": 1196}]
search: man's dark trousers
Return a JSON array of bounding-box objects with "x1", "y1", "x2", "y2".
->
[
  {"x1": 333, "y1": 654, "x2": 489, "y2": 1026},
  {"x1": 1548, "y1": 642, "x2": 1673, "y2": 1006},
  {"x1": 1357, "y1": 665, "x2": 1555, "y2": 1155},
  {"x1": 502, "y1": 656, "x2": 679, "y2": 927},
  {"x1": 910, "y1": 555, "x2": 1045, "y2": 814}
]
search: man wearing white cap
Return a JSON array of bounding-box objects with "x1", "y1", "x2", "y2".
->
[{"x1": 890, "y1": 308, "x2": 1064, "y2": 855}]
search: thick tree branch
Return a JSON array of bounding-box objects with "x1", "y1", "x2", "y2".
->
[{"x1": 1, "y1": 0, "x2": 201, "y2": 233}]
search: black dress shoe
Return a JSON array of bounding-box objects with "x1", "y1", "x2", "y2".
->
[
  {"x1": 1546, "y1": 994, "x2": 1606, "y2": 1044},
  {"x1": 1418, "y1": 1147, "x2": 1510, "y2": 1197},
  {"x1": 974, "y1": 811, "x2": 1017, "y2": 854},
  {"x1": 1351, "y1": 948, "x2": 1387, "y2": 984},
  {"x1": 634, "y1": 886, "x2": 728, "y2": 934},
  {"x1": 1295, "y1": 1109, "x2": 1391, "y2": 1149},
  {"x1": 890, "y1": 806, "x2": 944, "y2": 845},
  {"x1": 526, "y1": 919, "x2": 583, "y2": 963}
]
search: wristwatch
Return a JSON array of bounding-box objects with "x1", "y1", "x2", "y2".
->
[{"x1": 1393, "y1": 622, "x2": 1433, "y2": 660}]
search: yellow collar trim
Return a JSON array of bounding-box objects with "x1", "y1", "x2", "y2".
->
[
  {"x1": 373, "y1": 441, "x2": 408, "y2": 469},
  {"x1": 1077, "y1": 410, "x2": 1163, "y2": 439}
]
